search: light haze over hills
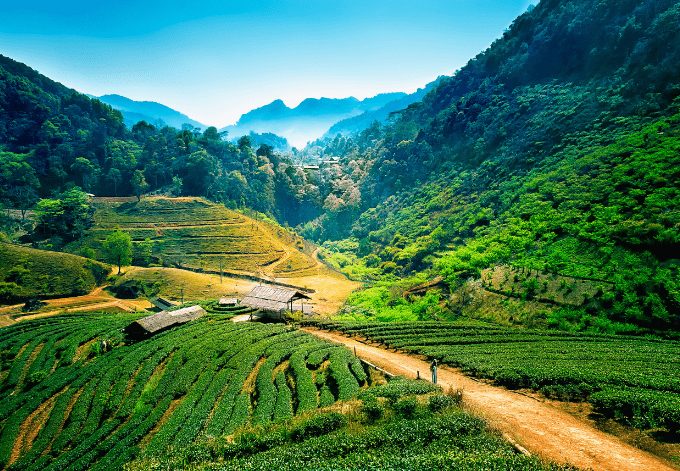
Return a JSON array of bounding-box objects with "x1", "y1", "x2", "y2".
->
[
  {"x1": 220, "y1": 93, "x2": 408, "y2": 147},
  {"x1": 96, "y1": 94, "x2": 206, "y2": 130}
]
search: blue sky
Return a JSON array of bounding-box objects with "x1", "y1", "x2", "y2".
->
[{"x1": 1, "y1": 0, "x2": 536, "y2": 127}]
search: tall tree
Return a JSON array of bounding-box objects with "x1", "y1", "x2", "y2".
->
[
  {"x1": 33, "y1": 188, "x2": 94, "y2": 242},
  {"x1": 131, "y1": 170, "x2": 149, "y2": 202},
  {"x1": 0, "y1": 151, "x2": 40, "y2": 218},
  {"x1": 103, "y1": 230, "x2": 132, "y2": 275}
]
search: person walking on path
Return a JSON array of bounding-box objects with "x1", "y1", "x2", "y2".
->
[{"x1": 430, "y1": 359, "x2": 438, "y2": 384}]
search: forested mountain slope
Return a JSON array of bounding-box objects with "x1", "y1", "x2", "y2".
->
[
  {"x1": 300, "y1": 0, "x2": 680, "y2": 332},
  {"x1": 324, "y1": 78, "x2": 442, "y2": 137},
  {"x1": 0, "y1": 54, "x2": 316, "y2": 221}
]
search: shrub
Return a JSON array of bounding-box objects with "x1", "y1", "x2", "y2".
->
[
  {"x1": 359, "y1": 378, "x2": 439, "y2": 402},
  {"x1": 26, "y1": 370, "x2": 48, "y2": 388},
  {"x1": 392, "y1": 396, "x2": 418, "y2": 419},
  {"x1": 360, "y1": 399, "x2": 384, "y2": 424},
  {"x1": 290, "y1": 412, "x2": 346, "y2": 441},
  {"x1": 428, "y1": 392, "x2": 461, "y2": 413},
  {"x1": 0, "y1": 282, "x2": 21, "y2": 302},
  {"x1": 6, "y1": 266, "x2": 29, "y2": 283}
]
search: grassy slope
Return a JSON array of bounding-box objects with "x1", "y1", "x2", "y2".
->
[
  {"x1": 68, "y1": 196, "x2": 317, "y2": 279},
  {"x1": 65, "y1": 196, "x2": 359, "y2": 315},
  {"x1": 0, "y1": 243, "x2": 109, "y2": 303},
  {"x1": 110, "y1": 266, "x2": 258, "y2": 301}
]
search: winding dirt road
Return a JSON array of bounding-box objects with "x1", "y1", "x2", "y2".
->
[{"x1": 303, "y1": 327, "x2": 678, "y2": 471}]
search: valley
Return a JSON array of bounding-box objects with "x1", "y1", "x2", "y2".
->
[{"x1": 1, "y1": 0, "x2": 679, "y2": 469}]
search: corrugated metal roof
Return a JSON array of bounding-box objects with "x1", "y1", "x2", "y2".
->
[
  {"x1": 135, "y1": 305, "x2": 206, "y2": 333},
  {"x1": 241, "y1": 285, "x2": 311, "y2": 312}
]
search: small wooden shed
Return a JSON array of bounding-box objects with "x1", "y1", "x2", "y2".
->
[
  {"x1": 218, "y1": 297, "x2": 238, "y2": 306},
  {"x1": 241, "y1": 285, "x2": 311, "y2": 319},
  {"x1": 125, "y1": 305, "x2": 206, "y2": 340},
  {"x1": 149, "y1": 296, "x2": 176, "y2": 311}
]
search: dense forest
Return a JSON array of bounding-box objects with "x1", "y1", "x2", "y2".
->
[
  {"x1": 1, "y1": 0, "x2": 678, "y2": 332},
  {"x1": 298, "y1": 0, "x2": 680, "y2": 332},
  {"x1": 0, "y1": 54, "x2": 317, "y2": 221}
]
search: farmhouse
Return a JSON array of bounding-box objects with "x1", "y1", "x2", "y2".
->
[
  {"x1": 241, "y1": 285, "x2": 311, "y2": 319},
  {"x1": 125, "y1": 305, "x2": 206, "y2": 339},
  {"x1": 218, "y1": 297, "x2": 238, "y2": 306},
  {"x1": 149, "y1": 296, "x2": 176, "y2": 311}
]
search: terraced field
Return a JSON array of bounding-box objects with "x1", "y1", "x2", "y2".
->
[
  {"x1": 306, "y1": 321, "x2": 680, "y2": 435},
  {"x1": 0, "y1": 314, "x2": 370, "y2": 470},
  {"x1": 70, "y1": 197, "x2": 318, "y2": 279}
]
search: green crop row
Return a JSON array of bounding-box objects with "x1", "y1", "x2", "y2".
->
[
  {"x1": 305, "y1": 320, "x2": 680, "y2": 433},
  {"x1": 0, "y1": 314, "x2": 370, "y2": 469},
  {"x1": 591, "y1": 387, "x2": 680, "y2": 432}
]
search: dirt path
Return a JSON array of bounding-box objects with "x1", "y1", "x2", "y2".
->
[
  {"x1": 0, "y1": 286, "x2": 144, "y2": 327},
  {"x1": 303, "y1": 327, "x2": 678, "y2": 471}
]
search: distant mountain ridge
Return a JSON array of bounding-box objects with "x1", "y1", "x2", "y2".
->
[
  {"x1": 97, "y1": 94, "x2": 206, "y2": 130},
  {"x1": 325, "y1": 77, "x2": 445, "y2": 137},
  {"x1": 221, "y1": 93, "x2": 408, "y2": 147}
]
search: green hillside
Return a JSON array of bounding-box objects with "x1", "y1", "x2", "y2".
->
[
  {"x1": 0, "y1": 243, "x2": 108, "y2": 303},
  {"x1": 0, "y1": 314, "x2": 365, "y2": 469},
  {"x1": 0, "y1": 314, "x2": 562, "y2": 470},
  {"x1": 299, "y1": 0, "x2": 680, "y2": 333},
  {"x1": 129, "y1": 401, "x2": 561, "y2": 471},
  {"x1": 0, "y1": 54, "x2": 318, "y2": 223},
  {"x1": 67, "y1": 196, "x2": 317, "y2": 278}
]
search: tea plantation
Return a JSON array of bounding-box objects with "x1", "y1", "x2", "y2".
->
[
  {"x1": 306, "y1": 321, "x2": 680, "y2": 434},
  {"x1": 128, "y1": 389, "x2": 571, "y2": 471},
  {"x1": 68, "y1": 197, "x2": 317, "y2": 278},
  {"x1": 0, "y1": 314, "x2": 369, "y2": 469}
]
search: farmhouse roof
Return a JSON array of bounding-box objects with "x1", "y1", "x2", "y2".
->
[
  {"x1": 241, "y1": 285, "x2": 311, "y2": 312},
  {"x1": 218, "y1": 297, "x2": 238, "y2": 306},
  {"x1": 134, "y1": 305, "x2": 206, "y2": 334},
  {"x1": 150, "y1": 296, "x2": 176, "y2": 310}
]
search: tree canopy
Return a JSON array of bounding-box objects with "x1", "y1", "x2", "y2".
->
[{"x1": 103, "y1": 230, "x2": 132, "y2": 274}]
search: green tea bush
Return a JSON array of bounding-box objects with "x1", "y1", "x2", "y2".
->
[
  {"x1": 290, "y1": 412, "x2": 346, "y2": 441},
  {"x1": 360, "y1": 398, "x2": 384, "y2": 424},
  {"x1": 393, "y1": 396, "x2": 418, "y2": 418},
  {"x1": 428, "y1": 393, "x2": 459, "y2": 413}
]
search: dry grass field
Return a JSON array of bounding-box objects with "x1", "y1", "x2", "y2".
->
[{"x1": 70, "y1": 197, "x2": 318, "y2": 279}]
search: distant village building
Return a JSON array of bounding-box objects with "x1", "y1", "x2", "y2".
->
[
  {"x1": 125, "y1": 305, "x2": 206, "y2": 340},
  {"x1": 218, "y1": 297, "x2": 238, "y2": 306},
  {"x1": 149, "y1": 296, "x2": 176, "y2": 311},
  {"x1": 241, "y1": 285, "x2": 312, "y2": 319}
]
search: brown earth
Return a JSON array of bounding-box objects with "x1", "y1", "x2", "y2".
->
[
  {"x1": 303, "y1": 327, "x2": 678, "y2": 471},
  {"x1": 0, "y1": 285, "x2": 147, "y2": 327},
  {"x1": 9, "y1": 388, "x2": 67, "y2": 466}
]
